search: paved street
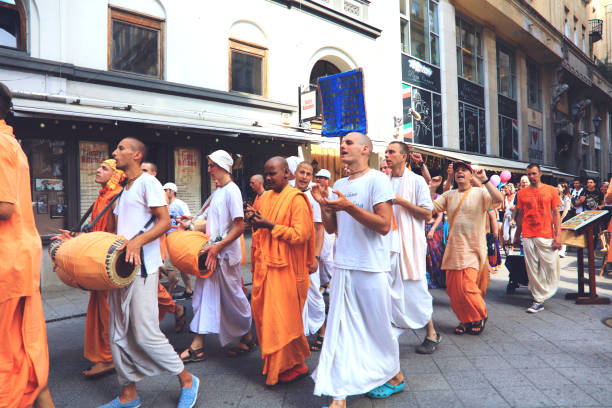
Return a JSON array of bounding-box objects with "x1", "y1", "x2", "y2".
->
[{"x1": 45, "y1": 252, "x2": 612, "y2": 408}]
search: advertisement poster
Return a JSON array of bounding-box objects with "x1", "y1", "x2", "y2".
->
[
  {"x1": 174, "y1": 148, "x2": 201, "y2": 214},
  {"x1": 79, "y1": 141, "x2": 109, "y2": 218}
]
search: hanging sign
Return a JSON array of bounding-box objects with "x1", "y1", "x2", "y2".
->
[{"x1": 318, "y1": 68, "x2": 367, "y2": 137}]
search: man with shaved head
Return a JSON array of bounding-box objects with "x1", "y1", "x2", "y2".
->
[
  {"x1": 246, "y1": 156, "x2": 316, "y2": 386},
  {"x1": 249, "y1": 174, "x2": 265, "y2": 207},
  {"x1": 311, "y1": 132, "x2": 400, "y2": 407},
  {"x1": 98, "y1": 138, "x2": 198, "y2": 407}
]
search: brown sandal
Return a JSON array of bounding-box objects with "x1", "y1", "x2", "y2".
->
[
  {"x1": 226, "y1": 339, "x2": 257, "y2": 357},
  {"x1": 180, "y1": 347, "x2": 206, "y2": 363}
]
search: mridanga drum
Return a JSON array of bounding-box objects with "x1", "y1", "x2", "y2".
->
[
  {"x1": 49, "y1": 231, "x2": 138, "y2": 290},
  {"x1": 166, "y1": 230, "x2": 212, "y2": 279}
]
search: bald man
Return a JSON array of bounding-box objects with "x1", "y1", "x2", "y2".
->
[
  {"x1": 311, "y1": 132, "x2": 400, "y2": 407},
  {"x1": 97, "y1": 137, "x2": 198, "y2": 408},
  {"x1": 247, "y1": 157, "x2": 316, "y2": 386},
  {"x1": 249, "y1": 174, "x2": 265, "y2": 207}
]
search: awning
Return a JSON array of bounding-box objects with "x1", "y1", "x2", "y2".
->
[
  {"x1": 542, "y1": 167, "x2": 578, "y2": 179},
  {"x1": 408, "y1": 143, "x2": 531, "y2": 173},
  {"x1": 11, "y1": 98, "x2": 320, "y2": 143}
]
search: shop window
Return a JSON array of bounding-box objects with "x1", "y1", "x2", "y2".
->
[
  {"x1": 174, "y1": 147, "x2": 201, "y2": 213},
  {"x1": 456, "y1": 16, "x2": 484, "y2": 85},
  {"x1": 497, "y1": 43, "x2": 515, "y2": 99},
  {"x1": 0, "y1": 0, "x2": 26, "y2": 50},
  {"x1": 229, "y1": 38, "x2": 267, "y2": 96},
  {"x1": 109, "y1": 7, "x2": 164, "y2": 78},
  {"x1": 459, "y1": 102, "x2": 486, "y2": 154},
  {"x1": 528, "y1": 126, "x2": 544, "y2": 164},
  {"x1": 22, "y1": 139, "x2": 68, "y2": 236},
  {"x1": 526, "y1": 59, "x2": 541, "y2": 110},
  {"x1": 399, "y1": 0, "x2": 439, "y2": 67},
  {"x1": 402, "y1": 84, "x2": 442, "y2": 147},
  {"x1": 499, "y1": 116, "x2": 519, "y2": 160}
]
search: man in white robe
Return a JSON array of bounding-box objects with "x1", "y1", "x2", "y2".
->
[
  {"x1": 294, "y1": 162, "x2": 326, "y2": 338},
  {"x1": 179, "y1": 150, "x2": 254, "y2": 361},
  {"x1": 311, "y1": 132, "x2": 401, "y2": 408},
  {"x1": 314, "y1": 169, "x2": 335, "y2": 289},
  {"x1": 384, "y1": 141, "x2": 441, "y2": 356}
]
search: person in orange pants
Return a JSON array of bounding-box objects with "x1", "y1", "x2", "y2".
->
[
  {"x1": 429, "y1": 161, "x2": 503, "y2": 335},
  {"x1": 0, "y1": 82, "x2": 55, "y2": 407}
]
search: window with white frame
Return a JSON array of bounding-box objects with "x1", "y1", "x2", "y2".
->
[
  {"x1": 399, "y1": 0, "x2": 439, "y2": 66},
  {"x1": 497, "y1": 43, "x2": 516, "y2": 99},
  {"x1": 456, "y1": 16, "x2": 484, "y2": 85},
  {"x1": 526, "y1": 58, "x2": 541, "y2": 110}
]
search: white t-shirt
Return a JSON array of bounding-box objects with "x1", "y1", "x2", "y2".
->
[
  {"x1": 389, "y1": 173, "x2": 433, "y2": 253},
  {"x1": 168, "y1": 198, "x2": 191, "y2": 233},
  {"x1": 319, "y1": 189, "x2": 335, "y2": 262},
  {"x1": 113, "y1": 173, "x2": 167, "y2": 276},
  {"x1": 206, "y1": 181, "x2": 244, "y2": 265},
  {"x1": 305, "y1": 189, "x2": 322, "y2": 223},
  {"x1": 333, "y1": 169, "x2": 394, "y2": 272},
  {"x1": 572, "y1": 188, "x2": 583, "y2": 214}
]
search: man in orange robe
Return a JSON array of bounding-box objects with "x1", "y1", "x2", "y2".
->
[
  {"x1": 0, "y1": 82, "x2": 55, "y2": 407},
  {"x1": 247, "y1": 157, "x2": 316, "y2": 386},
  {"x1": 82, "y1": 159, "x2": 125, "y2": 378}
]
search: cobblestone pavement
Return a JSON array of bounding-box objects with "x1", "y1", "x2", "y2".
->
[{"x1": 45, "y1": 252, "x2": 612, "y2": 407}]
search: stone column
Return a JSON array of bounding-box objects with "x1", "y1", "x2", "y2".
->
[
  {"x1": 482, "y1": 27, "x2": 499, "y2": 156},
  {"x1": 516, "y1": 49, "x2": 528, "y2": 161}
]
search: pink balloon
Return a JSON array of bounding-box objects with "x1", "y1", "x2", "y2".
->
[
  {"x1": 490, "y1": 174, "x2": 501, "y2": 187},
  {"x1": 500, "y1": 170, "x2": 511, "y2": 183}
]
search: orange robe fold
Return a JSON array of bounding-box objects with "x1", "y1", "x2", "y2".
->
[
  {"x1": 446, "y1": 268, "x2": 487, "y2": 324},
  {"x1": 0, "y1": 120, "x2": 48, "y2": 407},
  {"x1": 157, "y1": 282, "x2": 176, "y2": 321},
  {"x1": 84, "y1": 182, "x2": 123, "y2": 364},
  {"x1": 251, "y1": 185, "x2": 316, "y2": 385}
]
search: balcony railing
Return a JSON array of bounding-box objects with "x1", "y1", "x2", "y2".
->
[{"x1": 589, "y1": 19, "x2": 603, "y2": 43}]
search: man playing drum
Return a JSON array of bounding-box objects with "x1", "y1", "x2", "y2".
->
[
  {"x1": 96, "y1": 137, "x2": 198, "y2": 408},
  {"x1": 178, "y1": 150, "x2": 255, "y2": 362}
]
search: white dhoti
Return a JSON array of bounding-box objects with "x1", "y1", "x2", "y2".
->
[
  {"x1": 312, "y1": 268, "x2": 399, "y2": 398},
  {"x1": 190, "y1": 257, "x2": 252, "y2": 346},
  {"x1": 388, "y1": 253, "x2": 432, "y2": 338},
  {"x1": 108, "y1": 272, "x2": 184, "y2": 386},
  {"x1": 318, "y1": 259, "x2": 334, "y2": 287},
  {"x1": 503, "y1": 219, "x2": 516, "y2": 242},
  {"x1": 523, "y1": 237, "x2": 560, "y2": 303},
  {"x1": 302, "y1": 270, "x2": 326, "y2": 336}
]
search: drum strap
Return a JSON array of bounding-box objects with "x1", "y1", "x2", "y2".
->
[
  {"x1": 135, "y1": 216, "x2": 156, "y2": 280},
  {"x1": 80, "y1": 179, "x2": 129, "y2": 233}
]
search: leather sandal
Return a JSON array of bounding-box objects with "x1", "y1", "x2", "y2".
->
[{"x1": 180, "y1": 347, "x2": 205, "y2": 363}]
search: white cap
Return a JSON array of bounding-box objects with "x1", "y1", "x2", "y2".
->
[
  {"x1": 286, "y1": 156, "x2": 301, "y2": 175},
  {"x1": 315, "y1": 169, "x2": 331, "y2": 179},
  {"x1": 162, "y1": 182, "x2": 177, "y2": 192},
  {"x1": 208, "y1": 150, "x2": 233, "y2": 173}
]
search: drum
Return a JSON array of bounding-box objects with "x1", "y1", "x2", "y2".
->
[
  {"x1": 166, "y1": 230, "x2": 212, "y2": 279},
  {"x1": 49, "y1": 231, "x2": 138, "y2": 290}
]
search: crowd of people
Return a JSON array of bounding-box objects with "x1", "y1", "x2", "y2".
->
[{"x1": 3, "y1": 76, "x2": 612, "y2": 408}]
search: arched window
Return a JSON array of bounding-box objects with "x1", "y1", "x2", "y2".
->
[
  {"x1": 0, "y1": 0, "x2": 26, "y2": 50},
  {"x1": 309, "y1": 60, "x2": 341, "y2": 117}
]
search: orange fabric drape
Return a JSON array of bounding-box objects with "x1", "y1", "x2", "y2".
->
[
  {"x1": 0, "y1": 295, "x2": 49, "y2": 408},
  {"x1": 446, "y1": 268, "x2": 487, "y2": 324},
  {"x1": 157, "y1": 283, "x2": 176, "y2": 321},
  {"x1": 84, "y1": 290, "x2": 112, "y2": 363},
  {"x1": 251, "y1": 185, "x2": 315, "y2": 385}
]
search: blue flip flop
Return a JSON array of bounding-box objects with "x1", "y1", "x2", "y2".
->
[
  {"x1": 97, "y1": 396, "x2": 141, "y2": 408},
  {"x1": 366, "y1": 381, "x2": 405, "y2": 399}
]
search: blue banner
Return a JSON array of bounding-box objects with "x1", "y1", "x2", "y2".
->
[{"x1": 318, "y1": 69, "x2": 367, "y2": 138}]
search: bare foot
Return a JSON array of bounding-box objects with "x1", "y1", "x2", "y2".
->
[
  {"x1": 329, "y1": 400, "x2": 346, "y2": 408},
  {"x1": 82, "y1": 361, "x2": 114, "y2": 377}
]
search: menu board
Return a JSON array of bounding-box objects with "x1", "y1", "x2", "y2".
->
[
  {"x1": 79, "y1": 141, "x2": 109, "y2": 218},
  {"x1": 174, "y1": 148, "x2": 201, "y2": 214},
  {"x1": 561, "y1": 210, "x2": 609, "y2": 231}
]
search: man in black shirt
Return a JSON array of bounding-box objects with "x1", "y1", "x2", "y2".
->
[{"x1": 578, "y1": 178, "x2": 603, "y2": 211}]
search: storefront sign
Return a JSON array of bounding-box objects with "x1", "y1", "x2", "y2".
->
[
  {"x1": 498, "y1": 94, "x2": 518, "y2": 119},
  {"x1": 174, "y1": 148, "x2": 201, "y2": 213},
  {"x1": 79, "y1": 141, "x2": 108, "y2": 217},
  {"x1": 318, "y1": 68, "x2": 367, "y2": 137},
  {"x1": 401, "y1": 54, "x2": 440, "y2": 93},
  {"x1": 299, "y1": 89, "x2": 318, "y2": 122},
  {"x1": 458, "y1": 77, "x2": 484, "y2": 108},
  {"x1": 528, "y1": 126, "x2": 543, "y2": 164}
]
